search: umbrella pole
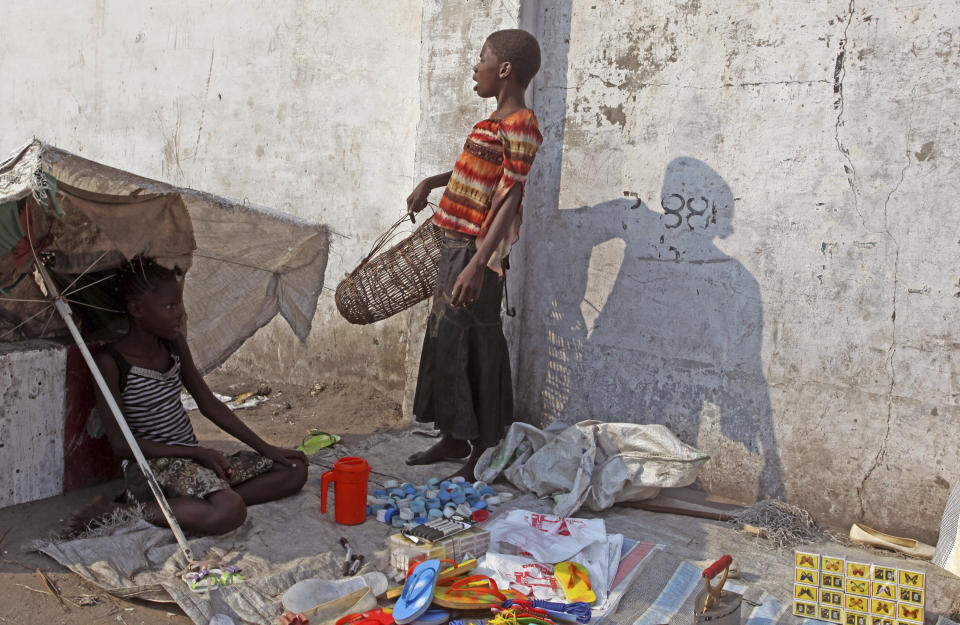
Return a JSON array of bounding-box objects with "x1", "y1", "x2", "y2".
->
[{"x1": 36, "y1": 264, "x2": 195, "y2": 563}]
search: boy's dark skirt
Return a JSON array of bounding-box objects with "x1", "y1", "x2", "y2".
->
[
  {"x1": 413, "y1": 234, "x2": 513, "y2": 448},
  {"x1": 123, "y1": 451, "x2": 273, "y2": 503}
]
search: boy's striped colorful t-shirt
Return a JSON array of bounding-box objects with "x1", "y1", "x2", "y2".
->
[{"x1": 433, "y1": 108, "x2": 543, "y2": 240}]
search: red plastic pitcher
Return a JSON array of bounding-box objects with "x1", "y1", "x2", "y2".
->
[{"x1": 321, "y1": 456, "x2": 371, "y2": 525}]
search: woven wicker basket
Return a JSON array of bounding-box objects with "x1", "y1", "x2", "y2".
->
[{"x1": 335, "y1": 215, "x2": 445, "y2": 325}]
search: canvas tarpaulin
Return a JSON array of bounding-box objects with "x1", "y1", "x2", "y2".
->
[
  {"x1": 37, "y1": 468, "x2": 361, "y2": 625},
  {"x1": 0, "y1": 139, "x2": 329, "y2": 371}
]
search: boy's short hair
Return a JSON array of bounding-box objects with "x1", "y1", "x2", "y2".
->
[{"x1": 486, "y1": 29, "x2": 541, "y2": 88}]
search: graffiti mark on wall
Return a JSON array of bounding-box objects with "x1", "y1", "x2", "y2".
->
[{"x1": 661, "y1": 194, "x2": 719, "y2": 230}]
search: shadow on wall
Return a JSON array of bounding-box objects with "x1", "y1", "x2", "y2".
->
[{"x1": 536, "y1": 158, "x2": 784, "y2": 501}]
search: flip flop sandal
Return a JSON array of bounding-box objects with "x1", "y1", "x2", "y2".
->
[
  {"x1": 336, "y1": 608, "x2": 396, "y2": 625},
  {"x1": 553, "y1": 562, "x2": 596, "y2": 604},
  {"x1": 297, "y1": 430, "x2": 341, "y2": 454},
  {"x1": 303, "y1": 588, "x2": 376, "y2": 622},
  {"x1": 394, "y1": 559, "x2": 441, "y2": 624},
  {"x1": 412, "y1": 609, "x2": 449, "y2": 625},
  {"x1": 387, "y1": 558, "x2": 477, "y2": 599},
  {"x1": 431, "y1": 574, "x2": 526, "y2": 610}
]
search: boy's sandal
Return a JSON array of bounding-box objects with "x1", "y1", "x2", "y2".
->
[{"x1": 431, "y1": 574, "x2": 526, "y2": 609}]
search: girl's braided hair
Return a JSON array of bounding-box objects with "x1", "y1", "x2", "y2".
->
[{"x1": 115, "y1": 255, "x2": 183, "y2": 306}]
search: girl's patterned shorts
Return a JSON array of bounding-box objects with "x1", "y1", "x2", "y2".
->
[{"x1": 123, "y1": 451, "x2": 274, "y2": 503}]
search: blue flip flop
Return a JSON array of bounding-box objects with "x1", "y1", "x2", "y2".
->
[
  {"x1": 412, "y1": 609, "x2": 449, "y2": 625},
  {"x1": 393, "y1": 559, "x2": 441, "y2": 625}
]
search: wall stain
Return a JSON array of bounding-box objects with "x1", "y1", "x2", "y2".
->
[
  {"x1": 610, "y1": 21, "x2": 680, "y2": 91},
  {"x1": 914, "y1": 141, "x2": 935, "y2": 161},
  {"x1": 677, "y1": 0, "x2": 702, "y2": 16},
  {"x1": 600, "y1": 104, "x2": 626, "y2": 128}
]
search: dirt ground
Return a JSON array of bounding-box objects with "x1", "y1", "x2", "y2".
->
[
  {"x1": 0, "y1": 372, "x2": 406, "y2": 625},
  {"x1": 3, "y1": 372, "x2": 958, "y2": 625}
]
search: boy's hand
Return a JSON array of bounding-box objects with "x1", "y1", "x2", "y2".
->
[
  {"x1": 193, "y1": 447, "x2": 231, "y2": 479},
  {"x1": 451, "y1": 260, "x2": 485, "y2": 307},
  {"x1": 261, "y1": 445, "x2": 308, "y2": 469},
  {"x1": 406, "y1": 181, "x2": 431, "y2": 221}
]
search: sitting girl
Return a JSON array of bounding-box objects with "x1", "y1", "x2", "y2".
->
[{"x1": 70, "y1": 256, "x2": 307, "y2": 535}]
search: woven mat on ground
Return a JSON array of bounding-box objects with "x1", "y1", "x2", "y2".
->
[
  {"x1": 600, "y1": 547, "x2": 806, "y2": 625},
  {"x1": 35, "y1": 467, "x2": 393, "y2": 625}
]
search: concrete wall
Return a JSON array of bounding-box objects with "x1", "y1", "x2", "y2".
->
[
  {"x1": 0, "y1": 345, "x2": 66, "y2": 507},
  {"x1": 0, "y1": 0, "x2": 423, "y2": 396},
  {"x1": 516, "y1": 0, "x2": 960, "y2": 541}
]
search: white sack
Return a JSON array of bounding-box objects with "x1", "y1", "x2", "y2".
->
[{"x1": 476, "y1": 420, "x2": 709, "y2": 517}]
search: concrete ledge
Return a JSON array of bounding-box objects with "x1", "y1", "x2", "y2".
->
[{"x1": 0, "y1": 340, "x2": 118, "y2": 509}]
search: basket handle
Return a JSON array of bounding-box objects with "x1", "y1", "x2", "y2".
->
[{"x1": 355, "y1": 205, "x2": 437, "y2": 270}]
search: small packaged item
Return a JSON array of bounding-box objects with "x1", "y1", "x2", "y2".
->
[
  {"x1": 402, "y1": 514, "x2": 472, "y2": 543},
  {"x1": 387, "y1": 525, "x2": 490, "y2": 573}
]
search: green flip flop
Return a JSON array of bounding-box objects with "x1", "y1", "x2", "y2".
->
[{"x1": 297, "y1": 430, "x2": 341, "y2": 454}]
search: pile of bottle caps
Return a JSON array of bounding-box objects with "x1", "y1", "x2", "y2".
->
[{"x1": 367, "y1": 476, "x2": 513, "y2": 529}]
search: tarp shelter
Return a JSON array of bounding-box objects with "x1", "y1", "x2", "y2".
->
[
  {"x1": 0, "y1": 138, "x2": 331, "y2": 560},
  {"x1": 0, "y1": 139, "x2": 330, "y2": 371}
]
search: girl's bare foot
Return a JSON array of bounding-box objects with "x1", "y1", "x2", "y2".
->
[
  {"x1": 63, "y1": 496, "x2": 126, "y2": 537},
  {"x1": 443, "y1": 444, "x2": 486, "y2": 482},
  {"x1": 406, "y1": 434, "x2": 471, "y2": 465}
]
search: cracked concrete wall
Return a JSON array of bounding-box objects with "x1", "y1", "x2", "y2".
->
[
  {"x1": 0, "y1": 1, "x2": 422, "y2": 397},
  {"x1": 517, "y1": 0, "x2": 960, "y2": 540},
  {"x1": 0, "y1": 345, "x2": 66, "y2": 507}
]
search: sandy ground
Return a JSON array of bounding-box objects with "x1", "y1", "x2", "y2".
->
[
  {"x1": 2, "y1": 372, "x2": 959, "y2": 625},
  {"x1": 0, "y1": 372, "x2": 405, "y2": 625}
]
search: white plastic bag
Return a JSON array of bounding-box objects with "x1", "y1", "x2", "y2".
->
[
  {"x1": 486, "y1": 509, "x2": 607, "y2": 562},
  {"x1": 482, "y1": 552, "x2": 562, "y2": 600},
  {"x1": 484, "y1": 509, "x2": 622, "y2": 606}
]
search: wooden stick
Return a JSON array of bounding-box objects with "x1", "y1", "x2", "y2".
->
[
  {"x1": 35, "y1": 569, "x2": 68, "y2": 611},
  {"x1": 629, "y1": 501, "x2": 735, "y2": 522}
]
